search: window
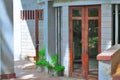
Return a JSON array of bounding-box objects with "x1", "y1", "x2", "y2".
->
[
  {"x1": 37, "y1": 10, "x2": 43, "y2": 20},
  {"x1": 20, "y1": 10, "x2": 43, "y2": 20},
  {"x1": 112, "y1": 4, "x2": 120, "y2": 45},
  {"x1": 20, "y1": 10, "x2": 35, "y2": 20},
  {"x1": 54, "y1": 7, "x2": 62, "y2": 63}
]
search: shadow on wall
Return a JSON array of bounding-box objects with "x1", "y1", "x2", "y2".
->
[
  {"x1": 20, "y1": 0, "x2": 44, "y2": 60},
  {"x1": 1, "y1": 36, "x2": 14, "y2": 74},
  {"x1": 4, "y1": 0, "x2": 13, "y2": 23},
  {"x1": 0, "y1": 0, "x2": 14, "y2": 74}
]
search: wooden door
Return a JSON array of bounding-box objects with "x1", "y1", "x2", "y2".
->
[{"x1": 69, "y1": 6, "x2": 101, "y2": 79}]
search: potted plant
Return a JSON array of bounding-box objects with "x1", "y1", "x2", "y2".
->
[{"x1": 36, "y1": 48, "x2": 65, "y2": 76}]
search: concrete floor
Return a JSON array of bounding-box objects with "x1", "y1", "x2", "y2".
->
[{"x1": 2, "y1": 60, "x2": 85, "y2": 80}]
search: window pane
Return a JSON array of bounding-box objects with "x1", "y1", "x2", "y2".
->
[
  {"x1": 72, "y1": 8, "x2": 82, "y2": 17},
  {"x1": 72, "y1": 20, "x2": 82, "y2": 73},
  {"x1": 88, "y1": 20, "x2": 98, "y2": 76},
  {"x1": 88, "y1": 8, "x2": 98, "y2": 17},
  {"x1": 119, "y1": 5, "x2": 120, "y2": 44}
]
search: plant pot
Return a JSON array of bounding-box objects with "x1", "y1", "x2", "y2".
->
[
  {"x1": 52, "y1": 72, "x2": 59, "y2": 77},
  {"x1": 48, "y1": 69, "x2": 57, "y2": 76},
  {"x1": 58, "y1": 70, "x2": 64, "y2": 76},
  {"x1": 49, "y1": 70, "x2": 64, "y2": 77},
  {"x1": 37, "y1": 66, "x2": 45, "y2": 72},
  {"x1": 52, "y1": 71, "x2": 64, "y2": 77}
]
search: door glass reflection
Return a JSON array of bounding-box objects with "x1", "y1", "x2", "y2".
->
[
  {"x1": 72, "y1": 8, "x2": 82, "y2": 17},
  {"x1": 88, "y1": 8, "x2": 98, "y2": 17},
  {"x1": 73, "y1": 20, "x2": 82, "y2": 73},
  {"x1": 88, "y1": 20, "x2": 98, "y2": 76}
]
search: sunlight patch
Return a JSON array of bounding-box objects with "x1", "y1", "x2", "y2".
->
[{"x1": 20, "y1": 74, "x2": 35, "y2": 79}]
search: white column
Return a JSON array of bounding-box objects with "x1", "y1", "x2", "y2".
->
[
  {"x1": 44, "y1": 1, "x2": 50, "y2": 73},
  {"x1": 61, "y1": 6, "x2": 69, "y2": 76},
  {"x1": 115, "y1": 4, "x2": 118, "y2": 44}
]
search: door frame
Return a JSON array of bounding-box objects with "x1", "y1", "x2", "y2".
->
[{"x1": 69, "y1": 5, "x2": 101, "y2": 79}]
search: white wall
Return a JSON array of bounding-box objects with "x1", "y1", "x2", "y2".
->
[
  {"x1": 14, "y1": 0, "x2": 22, "y2": 60},
  {"x1": 20, "y1": 20, "x2": 36, "y2": 59},
  {"x1": 14, "y1": 0, "x2": 44, "y2": 60}
]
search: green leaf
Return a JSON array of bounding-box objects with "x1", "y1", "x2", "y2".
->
[{"x1": 38, "y1": 47, "x2": 46, "y2": 57}]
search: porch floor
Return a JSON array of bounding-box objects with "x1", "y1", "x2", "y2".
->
[{"x1": 4, "y1": 60, "x2": 96, "y2": 80}]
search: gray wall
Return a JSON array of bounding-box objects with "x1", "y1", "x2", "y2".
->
[
  {"x1": 48, "y1": 2, "x2": 56, "y2": 55},
  {"x1": 0, "y1": 0, "x2": 14, "y2": 75},
  {"x1": 101, "y1": 4, "x2": 112, "y2": 51}
]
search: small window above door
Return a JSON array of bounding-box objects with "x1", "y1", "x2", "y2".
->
[
  {"x1": 72, "y1": 8, "x2": 82, "y2": 17},
  {"x1": 88, "y1": 8, "x2": 98, "y2": 17}
]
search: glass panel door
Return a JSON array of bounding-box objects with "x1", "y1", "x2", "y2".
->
[{"x1": 70, "y1": 6, "x2": 101, "y2": 79}]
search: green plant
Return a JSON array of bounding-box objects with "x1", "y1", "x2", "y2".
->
[
  {"x1": 51, "y1": 54, "x2": 58, "y2": 67},
  {"x1": 53, "y1": 64, "x2": 65, "y2": 72},
  {"x1": 36, "y1": 48, "x2": 47, "y2": 66},
  {"x1": 38, "y1": 47, "x2": 45, "y2": 58},
  {"x1": 51, "y1": 54, "x2": 65, "y2": 72}
]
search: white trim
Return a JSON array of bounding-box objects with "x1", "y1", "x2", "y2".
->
[
  {"x1": 53, "y1": 1, "x2": 102, "y2": 7},
  {"x1": 53, "y1": 1, "x2": 120, "y2": 7},
  {"x1": 115, "y1": 4, "x2": 118, "y2": 44},
  {"x1": 53, "y1": 0, "x2": 113, "y2": 7}
]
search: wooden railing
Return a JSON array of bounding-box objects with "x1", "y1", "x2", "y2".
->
[{"x1": 97, "y1": 44, "x2": 120, "y2": 80}]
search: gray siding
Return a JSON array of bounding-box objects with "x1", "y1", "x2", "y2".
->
[
  {"x1": 101, "y1": 4, "x2": 112, "y2": 51},
  {"x1": 38, "y1": 21, "x2": 44, "y2": 51},
  {"x1": 48, "y1": 2, "x2": 56, "y2": 55}
]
